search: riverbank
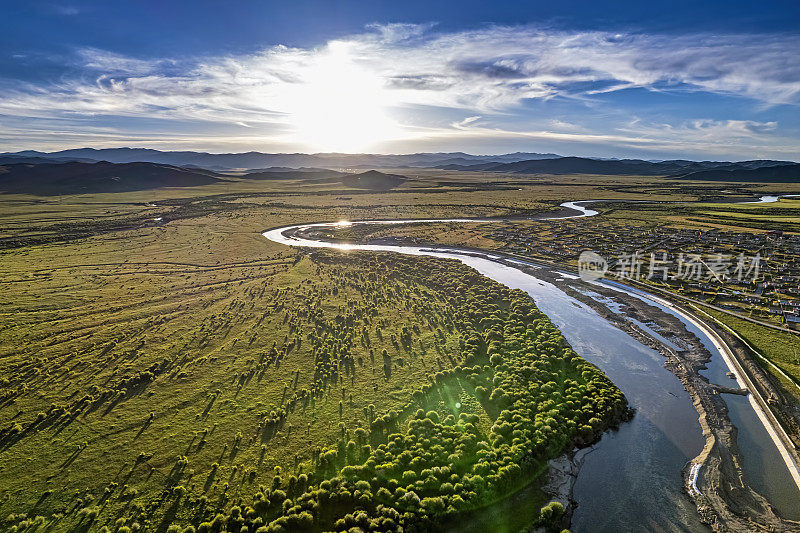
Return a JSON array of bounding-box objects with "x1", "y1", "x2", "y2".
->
[
  {"x1": 476, "y1": 251, "x2": 800, "y2": 529},
  {"x1": 555, "y1": 272, "x2": 800, "y2": 530},
  {"x1": 464, "y1": 251, "x2": 800, "y2": 530}
]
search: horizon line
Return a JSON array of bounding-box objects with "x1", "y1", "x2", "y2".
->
[{"x1": 3, "y1": 147, "x2": 797, "y2": 163}]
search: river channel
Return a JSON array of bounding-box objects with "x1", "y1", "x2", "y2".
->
[{"x1": 262, "y1": 198, "x2": 799, "y2": 531}]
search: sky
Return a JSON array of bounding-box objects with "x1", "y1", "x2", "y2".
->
[{"x1": 1, "y1": 0, "x2": 799, "y2": 160}]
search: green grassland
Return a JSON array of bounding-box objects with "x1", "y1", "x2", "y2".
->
[
  {"x1": 0, "y1": 174, "x2": 633, "y2": 532},
  {"x1": 1, "y1": 170, "x2": 795, "y2": 532},
  {"x1": 693, "y1": 198, "x2": 800, "y2": 230},
  {"x1": 6, "y1": 168, "x2": 770, "y2": 249},
  {"x1": 604, "y1": 197, "x2": 800, "y2": 233},
  {"x1": 0, "y1": 214, "x2": 467, "y2": 528},
  {"x1": 690, "y1": 305, "x2": 800, "y2": 450}
]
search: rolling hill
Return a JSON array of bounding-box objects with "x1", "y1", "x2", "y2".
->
[
  {"x1": 242, "y1": 167, "x2": 345, "y2": 180},
  {"x1": 339, "y1": 170, "x2": 407, "y2": 190},
  {"x1": 0, "y1": 155, "x2": 98, "y2": 165},
  {"x1": 674, "y1": 164, "x2": 800, "y2": 182},
  {"x1": 438, "y1": 156, "x2": 797, "y2": 177},
  {"x1": 0, "y1": 161, "x2": 227, "y2": 195}
]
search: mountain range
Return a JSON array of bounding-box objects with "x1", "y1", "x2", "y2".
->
[
  {"x1": 2, "y1": 150, "x2": 799, "y2": 195},
  {"x1": 0, "y1": 149, "x2": 561, "y2": 170},
  {"x1": 0, "y1": 161, "x2": 407, "y2": 195},
  {"x1": 674, "y1": 164, "x2": 800, "y2": 182},
  {"x1": 438, "y1": 156, "x2": 798, "y2": 177}
]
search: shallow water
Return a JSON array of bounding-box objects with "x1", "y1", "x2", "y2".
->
[
  {"x1": 699, "y1": 333, "x2": 800, "y2": 520},
  {"x1": 493, "y1": 268, "x2": 708, "y2": 532},
  {"x1": 601, "y1": 281, "x2": 800, "y2": 521}
]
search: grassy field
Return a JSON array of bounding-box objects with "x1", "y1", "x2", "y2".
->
[
  {"x1": 0, "y1": 173, "x2": 634, "y2": 532},
  {"x1": 2, "y1": 171, "x2": 796, "y2": 531},
  {"x1": 0, "y1": 201, "x2": 475, "y2": 524}
]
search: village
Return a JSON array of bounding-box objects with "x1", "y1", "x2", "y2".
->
[{"x1": 488, "y1": 220, "x2": 800, "y2": 328}]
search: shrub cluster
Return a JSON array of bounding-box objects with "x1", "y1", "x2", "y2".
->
[{"x1": 169, "y1": 252, "x2": 627, "y2": 532}]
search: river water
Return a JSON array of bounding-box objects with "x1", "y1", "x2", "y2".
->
[{"x1": 262, "y1": 198, "x2": 799, "y2": 531}]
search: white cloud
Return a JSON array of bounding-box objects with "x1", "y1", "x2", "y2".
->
[
  {"x1": 0, "y1": 23, "x2": 798, "y2": 154},
  {"x1": 618, "y1": 118, "x2": 782, "y2": 144},
  {"x1": 452, "y1": 116, "x2": 482, "y2": 128},
  {"x1": 548, "y1": 119, "x2": 585, "y2": 132},
  {"x1": 401, "y1": 117, "x2": 798, "y2": 160},
  {"x1": 365, "y1": 22, "x2": 437, "y2": 43},
  {"x1": 50, "y1": 5, "x2": 80, "y2": 16}
]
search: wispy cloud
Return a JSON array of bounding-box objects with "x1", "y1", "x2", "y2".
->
[
  {"x1": 50, "y1": 4, "x2": 80, "y2": 16},
  {"x1": 0, "y1": 23, "x2": 798, "y2": 155},
  {"x1": 620, "y1": 118, "x2": 780, "y2": 140},
  {"x1": 400, "y1": 118, "x2": 799, "y2": 160},
  {"x1": 452, "y1": 116, "x2": 482, "y2": 128}
]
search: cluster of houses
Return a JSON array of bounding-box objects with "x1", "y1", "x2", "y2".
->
[{"x1": 489, "y1": 221, "x2": 800, "y2": 327}]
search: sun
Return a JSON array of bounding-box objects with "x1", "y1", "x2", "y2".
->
[{"x1": 286, "y1": 43, "x2": 402, "y2": 153}]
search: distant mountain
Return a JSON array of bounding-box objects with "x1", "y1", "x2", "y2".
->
[
  {"x1": 718, "y1": 160, "x2": 796, "y2": 170},
  {"x1": 439, "y1": 162, "x2": 499, "y2": 171},
  {"x1": 0, "y1": 155, "x2": 97, "y2": 165},
  {"x1": 0, "y1": 161, "x2": 226, "y2": 195},
  {"x1": 674, "y1": 164, "x2": 800, "y2": 182},
  {"x1": 0, "y1": 149, "x2": 562, "y2": 170},
  {"x1": 339, "y1": 170, "x2": 406, "y2": 190},
  {"x1": 439, "y1": 156, "x2": 798, "y2": 177},
  {"x1": 424, "y1": 153, "x2": 560, "y2": 168},
  {"x1": 4, "y1": 150, "x2": 796, "y2": 187},
  {"x1": 483, "y1": 152, "x2": 563, "y2": 163},
  {"x1": 242, "y1": 168, "x2": 345, "y2": 180},
  {"x1": 441, "y1": 157, "x2": 667, "y2": 174}
]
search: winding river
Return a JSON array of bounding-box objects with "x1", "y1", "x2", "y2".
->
[{"x1": 263, "y1": 198, "x2": 800, "y2": 531}]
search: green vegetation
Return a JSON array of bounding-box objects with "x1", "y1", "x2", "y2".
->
[
  {"x1": 206, "y1": 252, "x2": 628, "y2": 533},
  {"x1": 691, "y1": 305, "x2": 800, "y2": 452},
  {"x1": 0, "y1": 177, "x2": 628, "y2": 532},
  {"x1": 603, "y1": 197, "x2": 800, "y2": 233},
  {"x1": 7, "y1": 169, "x2": 793, "y2": 531}
]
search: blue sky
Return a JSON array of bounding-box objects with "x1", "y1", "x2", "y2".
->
[{"x1": 1, "y1": 0, "x2": 799, "y2": 159}]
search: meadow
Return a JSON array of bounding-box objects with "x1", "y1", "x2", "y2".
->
[{"x1": 0, "y1": 173, "x2": 634, "y2": 532}]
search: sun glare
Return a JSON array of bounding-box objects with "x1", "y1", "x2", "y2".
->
[{"x1": 287, "y1": 44, "x2": 402, "y2": 153}]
